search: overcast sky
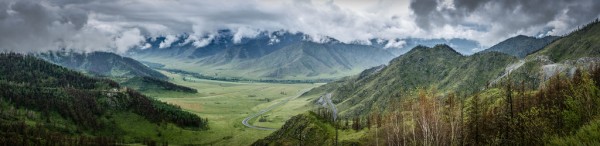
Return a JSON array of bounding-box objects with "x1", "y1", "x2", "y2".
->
[{"x1": 0, "y1": 0, "x2": 599, "y2": 53}]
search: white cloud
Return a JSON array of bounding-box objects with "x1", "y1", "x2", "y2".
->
[
  {"x1": 114, "y1": 28, "x2": 144, "y2": 54},
  {"x1": 233, "y1": 27, "x2": 260, "y2": 44},
  {"x1": 159, "y1": 35, "x2": 178, "y2": 48},
  {"x1": 384, "y1": 39, "x2": 406, "y2": 49}
]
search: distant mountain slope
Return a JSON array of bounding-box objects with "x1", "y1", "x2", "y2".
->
[
  {"x1": 531, "y1": 20, "x2": 600, "y2": 62},
  {"x1": 130, "y1": 31, "x2": 395, "y2": 80},
  {"x1": 482, "y1": 35, "x2": 559, "y2": 58},
  {"x1": 307, "y1": 45, "x2": 517, "y2": 116},
  {"x1": 122, "y1": 76, "x2": 197, "y2": 93},
  {"x1": 0, "y1": 53, "x2": 207, "y2": 144},
  {"x1": 39, "y1": 51, "x2": 168, "y2": 80}
]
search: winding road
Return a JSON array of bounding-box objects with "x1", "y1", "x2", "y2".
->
[{"x1": 242, "y1": 88, "x2": 313, "y2": 130}]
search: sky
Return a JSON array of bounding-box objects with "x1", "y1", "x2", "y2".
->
[{"x1": 0, "y1": 0, "x2": 599, "y2": 53}]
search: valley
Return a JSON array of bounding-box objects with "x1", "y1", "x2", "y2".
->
[
  {"x1": 1, "y1": 1, "x2": 599, "y2": 145},
  {"x1": 140, "y1": 70, "x2": 322, "y2": 145}
]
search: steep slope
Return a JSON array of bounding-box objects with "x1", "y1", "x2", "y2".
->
[
  {"x1": 309, "y1": 45, "x2": 518, "y2": 116},
  {"x1": 482, "y1": 35, "x2": 559, "y2": 58},
  {"x1": 502, "y1": 20, "x2": 600, "y2": 86},
  {"x1": 531, "y1": 19, "x2": 600, "y2": 62},
  {"x1": 39, "y1": 51, "x2": 168, "y2": 80},
  {"x1": 0, "y1": 53, "x2": 207, "y2": 144},
  {"x1": 130, "y1": 31, "x2": 395, "y2": 80}
]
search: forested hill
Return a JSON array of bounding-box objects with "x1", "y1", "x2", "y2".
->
[
  {"x1": 260, "y1": 20, "x2": 600, "y2": 145},
  {"x1": 0, "y1": 53, "x2": 207, "y2": 145},
  {"x1": 308, "y1": 44, "x2": 517, "y2": 116}
]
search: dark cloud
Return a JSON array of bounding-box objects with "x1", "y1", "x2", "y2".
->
[
  {"x1": 410, "y1": 0, "x2": 600, "y2": 45},
  {"x1": 1, "y1": 0, "x2": 598, "y2": 53}
]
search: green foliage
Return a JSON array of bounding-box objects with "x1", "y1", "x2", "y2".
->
[
  {"x1": 0, "y1": 53, "x2": 207, "y2": 144},
  {"x1": 309, "y1": 44, "x2": 518, "y2": 117},
  {"x1": 253, "y1": 112, "x2": 336, "y2": 146},
  {"x1": 549, "y1": 118, "x2": 600, "y2": 145}
]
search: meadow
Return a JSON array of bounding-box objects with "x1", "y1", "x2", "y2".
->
[{"x1": 136, "y1": 70, "x2": 323, "y2": 145}]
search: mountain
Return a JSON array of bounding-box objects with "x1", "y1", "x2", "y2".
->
[
  {"x1": 129, "y1": 31, "x2": 395, "y2": 80},
  {"x1": 121, "y1": 76, "x2": 197, "y2": 93},
  {"x1": 482, "y1": 35, "x2": 559, "y2": 58},
  {"x1": 371, "y1": 38, "x2": 482, "y2": 55},
  {"x1": 259, "y1": 20, "x2": 600, "y2": 146},
  {"x1": 38, "y1": 51, "x2": 168, "y2": 80},
  {"x1": 0, "y1": 53, "x2": 207, "y2": 145},
  {"x1": 531, "y1": 20, "x2": 600, "y2": 62},
  {"x1": 308, "y1": 20, "x2": 600, "y2": 117},
  {"x1": 504, "y1": 20, "x2": 600, "y2": 87},
  {"x1": 306, "y1": 44, "x2": 517, "y2": 116}
]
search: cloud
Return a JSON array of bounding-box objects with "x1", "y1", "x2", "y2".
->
[
  {"x1": 232, "y1": 27, "x2": 260, "y2": 44},
  {"x1": 0, "y1": 0, "x2": 598, "y2": 54},
  {"x1": 115, "y1": 28, "x2": 144, "y2": 53},
  {"x1": 159, "y1": 35, "x2": 177, "y2": 49},
  {"x1": 409, "y1": 0, "x2": 600, "y2": 46},
  {"x1": 384, "y1": 39, "x2": 406, "y2": 49}
]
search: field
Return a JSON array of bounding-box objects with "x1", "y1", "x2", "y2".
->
[{"x1": 137, "y1": 70, "x2": 323, "y2": 145}]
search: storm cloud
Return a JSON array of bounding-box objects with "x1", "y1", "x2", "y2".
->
[
  {"x1": 410, "y1": 0, "x2": 600, "y2": 45},
  {"x1": 0, "y1": 0, "x2": 598, "y2": 53}
]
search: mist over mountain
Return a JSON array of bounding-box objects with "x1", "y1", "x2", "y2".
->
[{"x1": 129, "y1": 31, "x2": 396, "y2": 80}]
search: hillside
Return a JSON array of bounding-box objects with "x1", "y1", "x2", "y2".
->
[
  {"x1": 0, "y1": 53, "x2": 207, "y2": 145},
  {"x1": 482, "y1": 35, "x2": 559, "y2": 58},
  {"x1": 121, "y1": 76, "x2": 197, "y2": 93},
  {"x1": 309, "y1": 44, "x2": 517, "y2": 116},
  {"x1": 531, "y1": 19, "x2": 600, "y2": 62},
  {"x1": 253, "y1": 112, "x2": 336, "y2": 146},
  {"x1": 39, "y1": 51, "x2": 168, "y2": 80},
  {"x1": 129, "y1": 31, "x2": 395, "y2": 80},
  {"x1": 260, "y1": 20, "x2": 600, "y2": 146}
]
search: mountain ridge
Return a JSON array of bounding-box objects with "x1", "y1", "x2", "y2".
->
[
  {"x1": 482, "y1": 35, "x2": 560, "y2": 58},
  {"x1": 38, "y1": 51, "x2": 168, "y2": 80},
  {"x1": 130, "y1": 32, "x2": 395, "y2": 80}
]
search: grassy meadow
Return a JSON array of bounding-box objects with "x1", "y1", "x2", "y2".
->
[{"x1": 136, "y1": 70, "x2": 323, "y2": 145}]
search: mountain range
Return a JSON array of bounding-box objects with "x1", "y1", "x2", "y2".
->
[
  {"x1": 129, "y1": 31, "x2": 398, "y2": 80},
  {"x1": 257, "y1": 20, "x2": 600, "y2": 145}
]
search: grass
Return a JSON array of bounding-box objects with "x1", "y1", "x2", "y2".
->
[{"x1": 136, "y1": 70, "x2": 322, "y2": 145}]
